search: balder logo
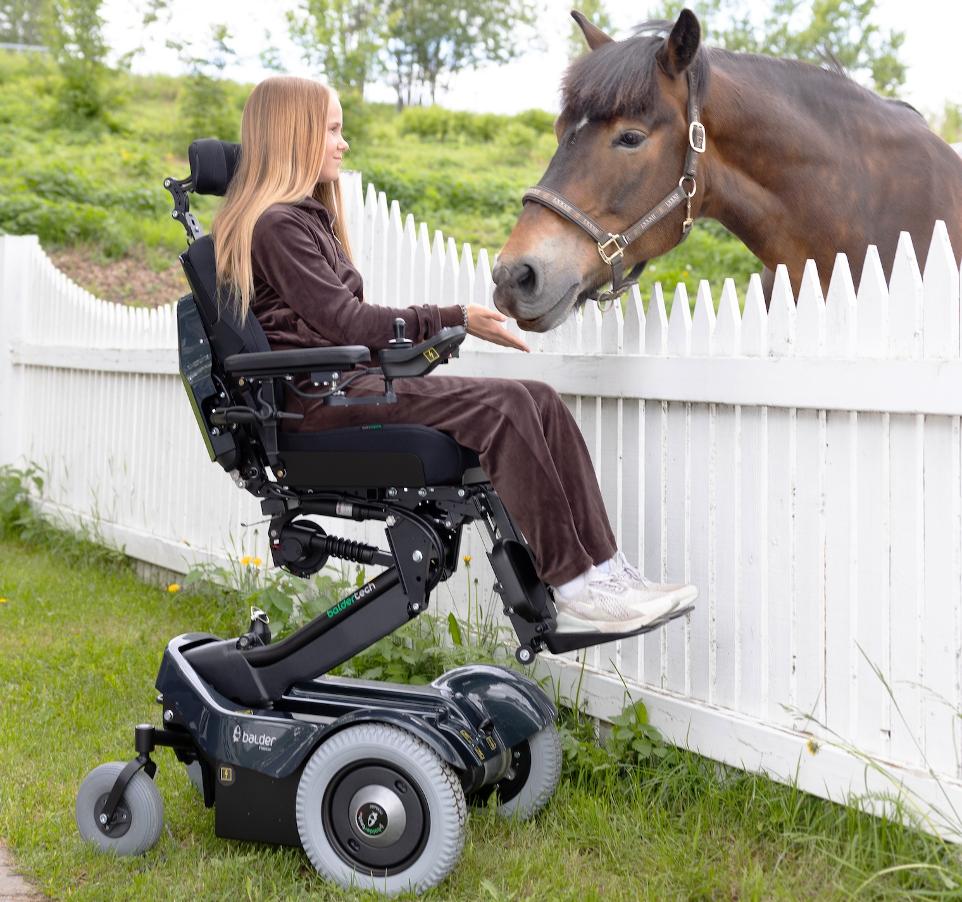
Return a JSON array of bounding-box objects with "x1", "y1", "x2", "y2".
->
[
  {"x1": 325, "y1": 582, "x2": 376, "y2": 619},
  {"x1": 231, "y1": 723, "x2": 277, "y2": 751}
]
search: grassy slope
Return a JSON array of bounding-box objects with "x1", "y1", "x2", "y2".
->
[
  {"x1": 0, "y1": 50, "x2": 759, "y2": 307},
  {"x1": 1, "y1": 535, "x2": 960, "y2": 900}
]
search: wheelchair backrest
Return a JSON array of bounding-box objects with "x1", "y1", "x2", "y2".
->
[{"x1": 174, "y1": 140, "x2": 280, "y2": 473}]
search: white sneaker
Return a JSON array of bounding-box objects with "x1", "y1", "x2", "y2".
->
[
  {"x1": 606, "y1": 551, "x2": 698, "y2": 611},
  {"x1": 552, "y1": 577, "x2": 679, "y2": 634}
]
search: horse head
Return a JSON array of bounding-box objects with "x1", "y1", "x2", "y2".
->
[{"x1": 494, "y1": 9, "x2": 706, "y2": 331}]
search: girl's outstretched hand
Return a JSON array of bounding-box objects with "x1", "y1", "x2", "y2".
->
[{"x1": 465, "y1": 305, "x2": 530, "y2": 352}]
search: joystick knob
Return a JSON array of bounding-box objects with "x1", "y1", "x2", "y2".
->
[{"x1": 390, "y1": 317, "x2": 413, "y2": 347}]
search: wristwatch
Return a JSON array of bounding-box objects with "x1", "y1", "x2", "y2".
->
[{"x1": 459, "y1": 304, "x2": 468, "y2": 329}]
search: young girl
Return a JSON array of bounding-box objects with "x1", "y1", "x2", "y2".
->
[{"x1": 212, "y1": 76, "x2": 697, "y2": 633}]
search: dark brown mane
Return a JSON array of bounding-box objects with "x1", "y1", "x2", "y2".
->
[{"x1": 561, "y1": 20, "x2": 709, "y2": 121}]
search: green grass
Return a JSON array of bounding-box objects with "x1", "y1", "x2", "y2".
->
[
  {"x1": 1, "y1": 534, "x2": 961, "y2": 900},
  {"x1": 0, "y1": 49, "x2": 761, "y2": 302}
]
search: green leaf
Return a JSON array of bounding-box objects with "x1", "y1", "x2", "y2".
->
[{"x1": 447, "y1": 611, "x2": 463, "y2": 646}]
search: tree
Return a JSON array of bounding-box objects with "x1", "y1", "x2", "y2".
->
[
  {"x1": 45, "y1": 0, "x2": 111, "y2": 124},
  {"x1": 936, "y1": 100, "x2": 962, "y2": 145},
  {"x1": 287, "y1": 0, "x2": 384, "y2": 97},
  {"x1": 646, "y1": 0, "x2": 906, "y2": 96},
  {"x1": 567, "y1": 0, "x2": 614, "y2": 60},
  {"x1": 171, "y1": 24, "x2": 240, "y2": 148},
  {"x1": 0, "y1": 0, "x2": 49, "y2": 45},
  {"x1": 383, "y1": 0, "x2": 535, "y2": 108}
]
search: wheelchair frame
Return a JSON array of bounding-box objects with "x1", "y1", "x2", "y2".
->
[{"x1": 78, "y1": 139, "x2": 690, "y2": 895}]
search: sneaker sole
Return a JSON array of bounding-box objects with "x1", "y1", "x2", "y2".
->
[
  {"x1": 624, "y1": 585, "x2": 698, "y2": 614},
  {"x1": 554, "y1": 598, "x2": 680, "y2": 634}
]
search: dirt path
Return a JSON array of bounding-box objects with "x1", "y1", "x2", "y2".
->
[{"x1": 0, "y1": 844, "x2": 45, "y2": 901}]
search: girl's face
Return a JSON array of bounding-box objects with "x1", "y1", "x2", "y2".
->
[{"x1": 319, "y1": 94, "x2": 349, "y2": 183}]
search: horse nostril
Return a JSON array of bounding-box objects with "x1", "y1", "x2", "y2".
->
[{"x1": 516, "y1": 263, "x2": 535, "y2": 292}]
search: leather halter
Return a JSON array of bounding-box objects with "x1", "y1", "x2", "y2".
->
[{"x1": 522, "y1": 68, "x2": 706, "y2": 308}]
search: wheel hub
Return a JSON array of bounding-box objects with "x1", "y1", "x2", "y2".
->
[
  {"x1": 349, "y1": 784, "x2": 406, "y2": 846},
  {"x1": 323, "y1": 763, "x2": 429, "y2": 875},
  {"x1": 93, "y1": 792, "x2": 132, "y2": 838}
]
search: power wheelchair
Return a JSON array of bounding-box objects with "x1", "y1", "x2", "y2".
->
[{"x1": 75, "y1": 139, "x2": 691, "y2": 895}]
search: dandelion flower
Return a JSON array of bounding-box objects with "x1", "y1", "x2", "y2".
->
[
  {"x1": 0, "y1": 597, "x2": 7, "y2": 604},
  {"x1": 240, "y1": 555, "x2": 252, "y2": 566},
  {"x1": 463, "y1": 555, "x2": 472, "y2": 565},
  {"x1": 167, "y1": 583, "x2": 181, "y2": 594},
  {"x1": 806, "y1": 738, "x2": 820, "y2": 755},
  {"x1": 252, "y1": 557, "x2": 263, "y2": 567}
]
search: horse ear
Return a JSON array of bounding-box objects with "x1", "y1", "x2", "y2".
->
[
  {"x1": 571, "y1": 10, "x2": 614, "y2": 50},
  {"x1": 657, "y1": 8, "x2": 701, "y2": 77}
]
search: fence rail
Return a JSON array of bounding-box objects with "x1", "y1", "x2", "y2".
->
[{"x1": 1, "y1": 170, "x2": 961, "y2": 839}]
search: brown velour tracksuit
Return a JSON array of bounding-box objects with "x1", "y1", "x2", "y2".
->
[{"x1": 250, "y1": 197, "x2": 617, "y2": 586}]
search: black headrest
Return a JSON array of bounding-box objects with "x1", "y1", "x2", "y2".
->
[{"x1": 188, "y1": 140, "x2": 241, "y2": 196}]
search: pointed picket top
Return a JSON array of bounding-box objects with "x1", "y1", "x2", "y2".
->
[
  {"x1": 691, "y1": 280, "x2": 715, "y2": 356},
  {"x1": 427, "y1": 230, "x2": 446, "y2": 309},
  {"x1": 922, "y1": 220, "x2": 960, "y2": 359},
  {"x1": 645, "y1": 283, "x2": 668, "y2": 355},
  {"x1": 888, "y1": 230, "x2": 923, "y2": 359},
  {"x1": 474, "y1": 248, "x2": 494, "y2": 307},
  {"x1": 582, "y1": 299, "x2": 602, "y2": 354},
  {"x1": 554, "y1": 297, "x2": 582, "y2": 355},
  {"x1": 443, "y1": 236, "x2": 460, "y2": 304},
  {"x1": 623, "y1": 286, "x2": 646, "y2": 353},
  {"x1": 458, "y1": 243, "x2": 475, "y2": 312},
  {"x1": 397, "y1": 213, "x2": 417, "y2": 310},
  {"x1": 376, "y1": 189, "x2": 389, "y2": 224},
  {"x1": 364, "y1": 180, "x2": 378, "y2": 215},
  {"x1": 667, "y1": 282, "x2": 692, "y2": 355},
  {"x1": 795, "y1": 259, "x2": 825, "y2": 356},
  {"x1": 855, "y1": 245, "x2": 888, "y2": 357},
  {"x1": 767, "y1": 265, "x2": 795, "y2": 358},
  {"x1": 741, "y1": 273, "x2": 768, "y2": 356},
  {"x1": 824, "y1": 253, "x2": 857, "y2": 358},
  {"x1": 389, "y1": 199, "x2": 403, "y2": 233},
  {"x1": 414, "y1": 221, "x2": 432, "y2": 306},
  {"x1": 714, "y1": 277, "x2": 741, "y2": 356},
  {"x1": 600, "y1": 296, "x2": 622, "y2": 354}
]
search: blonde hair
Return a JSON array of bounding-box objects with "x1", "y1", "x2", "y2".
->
[{"x1": 212, "y1": 76, "x2": 353, "y2": 320}]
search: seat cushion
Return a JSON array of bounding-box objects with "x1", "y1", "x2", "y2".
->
[{"x1": 276, "y1": 424, "x2": 480, "y2": 488}]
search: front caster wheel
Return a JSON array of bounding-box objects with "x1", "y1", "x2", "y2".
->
[
  {"x1": 296, "y1": 723, "x2": 466, "y2": 897},
  {"x1": 76, "y1": 762, "x2": 164, "y2": 855},
  {"x1": 472, "y1": 722, "x2": 562, "y2": 820}
]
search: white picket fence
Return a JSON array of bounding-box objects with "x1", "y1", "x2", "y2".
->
[{"x1": 1, "y1": 171, "x2": 961, "y2": 840}]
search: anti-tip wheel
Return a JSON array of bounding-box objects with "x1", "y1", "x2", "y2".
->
[
  {"x1": 515, "y1": 646, "x2": 535, "y2": 665},
  {"x1": 473, "y1": 722, "x2": 562, "y2": 820},
  {"x1": 76, "y1": 762, "x2": 163, "y2": 855},
  {"x1": 296, "y1": 723, "x2": 466, "y2": 897}
]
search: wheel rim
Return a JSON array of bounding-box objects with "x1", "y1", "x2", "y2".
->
[
  {"x1": 493, "y1": 740, "x2": 532, "y2": 805},
  {"x1": 322, "y1": 762, "x2": 430, "y2": 875},
  {"x1": 93, "y1": 792, "x2": 132, "y2": 838}
]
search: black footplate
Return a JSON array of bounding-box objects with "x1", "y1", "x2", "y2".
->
[{"x1": 541, "y1": 603, "x2": 695, "y2": 655}]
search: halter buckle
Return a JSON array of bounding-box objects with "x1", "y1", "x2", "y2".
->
[
  {"x1": 598, "y1": 234, "x2": 625, "y2": 265},
  {"x1": 689, "y1": 121, "x2": 706, "y2": 153}
]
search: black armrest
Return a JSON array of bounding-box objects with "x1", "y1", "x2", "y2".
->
[
  {"x1": 379, "y1": 327, "x2": 466, "y2": 379},
  {"x1": 223, "y1": 345, "x2": 371, "y2": 378}
]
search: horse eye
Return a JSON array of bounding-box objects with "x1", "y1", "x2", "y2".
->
[{"x1": 617, "y1": 131, "x2": 645, "y2": 148}]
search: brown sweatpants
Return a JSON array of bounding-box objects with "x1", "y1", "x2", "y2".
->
[{"x1": 290, "y1": 373, "x2": 617, "y2": 586}]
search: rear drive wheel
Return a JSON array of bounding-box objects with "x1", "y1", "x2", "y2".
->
[
  {"x1": 76, "y1": 762, "x2": 164, "y2": 855},
  {"x1": 474, "y1": 722, "x2": 562, "y2": 820},
  {"x1": 296, "y1": 723, "x2": 466, "y2": 897}
]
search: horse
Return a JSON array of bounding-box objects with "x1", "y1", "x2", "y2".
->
[{"x1": 492, "y1": 9, "x2": 962, "y2": 332}]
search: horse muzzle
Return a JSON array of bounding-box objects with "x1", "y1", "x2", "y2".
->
[{"x1": 492, "y1": 258, "x2": 584, "y2": 332}]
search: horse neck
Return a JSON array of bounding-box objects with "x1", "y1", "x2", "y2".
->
[{"x1": 697, "y1": 54, "x2": 871, "y2": 274}]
